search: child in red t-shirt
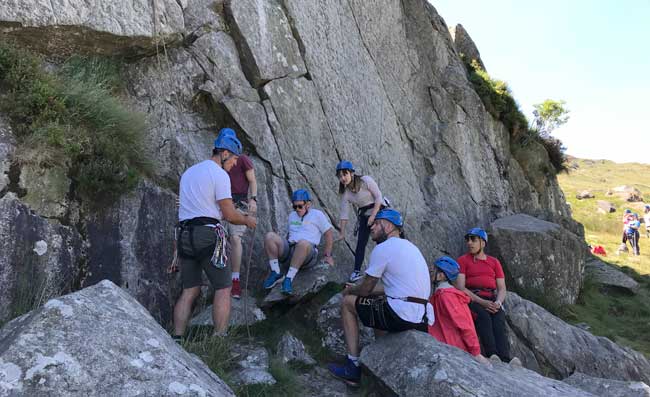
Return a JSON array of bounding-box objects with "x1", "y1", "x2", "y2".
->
[{"x1": 428, "y1": 256, "x2": 488, "y2": 364}]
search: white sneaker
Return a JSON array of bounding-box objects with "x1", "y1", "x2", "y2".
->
[{"x1": 348, "y1": 271, "x2": 363, "y2": 283}]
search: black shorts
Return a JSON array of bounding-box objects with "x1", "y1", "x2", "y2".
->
[
  {"x1": 179, "y1": 225, "x2": 231, "y2": 290},
  {"x1": 355, "y1": 296, "x2": 427, "y2": 333}
]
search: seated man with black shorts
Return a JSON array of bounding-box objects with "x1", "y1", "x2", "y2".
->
[
  {"x1": 262, "y1": 189, "x2": 334, "y2": 295},
  {"x1": 327, "y1": 209, "x2": 433, "y2": 387}
]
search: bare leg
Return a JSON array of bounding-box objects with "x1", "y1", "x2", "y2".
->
[
  {"x1": 230, "y1": 235, "x2": 242, "y2": 274},
  {"x1": 173, "y1": 287, "x2": 200, "y2": 336},
  {"x1": 212, "y1": 287, "x2": 232, "y2": 334},
  {"x1": 288, "y1": 240, "x2": 313, "y2": 272},
  {"x1": 264, "y1": 232, "x2": 283, "y2": 260},
  {"x1": 342, "y1": 294, "x2": 360, "y2": 356}
]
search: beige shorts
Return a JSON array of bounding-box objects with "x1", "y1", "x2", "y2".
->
[{"x1": 225, "y1": 207, "x2": 248, "y2": 238}]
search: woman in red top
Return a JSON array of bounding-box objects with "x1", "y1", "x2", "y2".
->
[{"x1": 456, "y1": 227, "x2": 511, "y2": 362}]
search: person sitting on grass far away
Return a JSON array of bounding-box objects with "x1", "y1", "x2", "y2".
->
[
  {"x1": 427, "y1": 256, "x2": 489, "y2": 364},
  {"x1": 456, "y1": 227, "x2": 518, "y2": 364},
  {"x1": 335, "y1": 160, "x2": 388, "y2": 283},
  {"x1": 625, "y1": 213, "x2": 641, "y2": 256},
  {"x1": 262, "y1": 189, "x2": 334, "y2": 295},
  {"x1": 643, "y1": 204, "x2": 650, "y2": 238},
  {"x1": 327, "y1": 209, "x2": 434, "y2": 387}
]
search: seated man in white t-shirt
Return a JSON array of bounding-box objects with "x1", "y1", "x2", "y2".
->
[
  {"x1": 172, "y1": 132, "x2": 256, "y2": 342},
  {"x1": 327, "y1": 208, "x2": 433, "y2": 387},
  {"x1": 263, "y1": 189, "x2": 335, "y2": 295}
]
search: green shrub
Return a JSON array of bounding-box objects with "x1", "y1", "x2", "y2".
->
[
  {"x1": 536, "y1": 134, "x2": 568, "y2": 173},
  {"x1": 0, "y1": 42, "x2": 149, "y2": 204}
]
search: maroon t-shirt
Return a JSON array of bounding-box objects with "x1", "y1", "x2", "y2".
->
[
  {"x1": 227, "y1": 154, "x2": 254, "y2": 198},
  {"x1": 457, "y1": 253, "x2": 505, "y2": 299}
]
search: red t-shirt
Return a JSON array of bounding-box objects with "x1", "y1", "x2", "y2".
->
[
  {"x1": 457, "y1": 253, "x2": 504, "y2": 298},
  {"x1": 227, "y1": 155, "x2": 253, "y2": 197}
]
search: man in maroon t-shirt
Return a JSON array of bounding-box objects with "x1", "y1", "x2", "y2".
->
[
  {"x1": 456, "y1": 227, "x2": 513, "y2": 363},
  {"x1": 219, "y1": 128, "x2": 257, "y2": 299}
]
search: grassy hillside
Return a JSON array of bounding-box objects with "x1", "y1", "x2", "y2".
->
[{"x1": 557, "y1": 158, "x2": 650, "y2": 356}]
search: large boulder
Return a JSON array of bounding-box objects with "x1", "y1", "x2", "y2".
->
[
  {"x1": 190, "y1": 293, "x2": 266, "y2": 327},
  {"x1": 585, "y1": 257, "x2": 640, "y2": 294},
  {"x1": 229, "y1": 344, "x2": 276, "y2": 386},
  {"x1": 276, "y1": 332, "x2": 316, "y2": 366},
  {"x1": 0, "y1": 0, "x2": 184, "y2": 56},
  {"x1": 598, "y1": 200, "x2": 617, "y2": 213},
  {"x1": 449, "y1": 23, "x2": 487, "y2": 71},
  {"x1": 316, "y1": 293, "x2": 374, "y2": 356},
  {"x1": 262, "y1": 262, "x2": 347, "y2": 307},
  {"x1": 360, "y1": 330, "x2": 593, "y2": 397},
  {"x1": 0, "y1": 280, "x2": 234, "y2": 396},
  {"x1": 613, "y1": 186, "x2": 644, "y2": 202},
  {"x1": 0, "y1": 193, "x2": 82, "y2": 325},
  {"x1": 563, "y1": 372, "x2": 650, "y2": 397},
  {"x1": 488, "y1": 213, "x2": 588, "y2": 304},
  {"x1": 576, "y1": 190, "x2": 595, "y2": 200},
  {"x1": 505, "y1": 292, "x2": 650, "y2": 383}
]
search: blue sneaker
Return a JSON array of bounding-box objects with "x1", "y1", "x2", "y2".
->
[
  {"x1": 281, "y1": 277, "x2": 293, "y2": 295},
  {"x1": 263, "y1": 271, "x2": 284, "y2": 289},
  {"x1": 327, "y1": 359, "x2": 361, "y2": 387}
]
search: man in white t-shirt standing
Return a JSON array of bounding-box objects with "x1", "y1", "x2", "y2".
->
[
  {"x1": 172, "y1": 132, "x2": 256, "y2": 341},
  {"x1": 327, "y1": 208, "x2": 433, "y2": 387},
  {"x1": 262, "y1": 189, "x2": 335, "y2": 295}
]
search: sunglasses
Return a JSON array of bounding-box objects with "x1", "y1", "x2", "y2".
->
[
  {"x1": 293, "y1": 204, "x2": 305, "y2": 210},
  {"x1": 465, "y1": 235, "x2": 481, "y2": 242}
]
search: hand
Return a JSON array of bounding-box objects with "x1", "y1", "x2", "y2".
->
[
  {"x1": 246, "y1": 215, "x2": 257, "y2": 229},
  {"x1": 248, "y1": 199, "x2": 257, "y2": 214},
  {"x1": 483, "y1": 299, "x2": 500, "y2": 314},
  {"x1": 324, "y1": 255, "x2": 334, "y2": 266},
  {"x1": 367, "y1": 215, "x2": 375, "y2": 227}
]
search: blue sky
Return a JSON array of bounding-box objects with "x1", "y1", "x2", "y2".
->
[{"x1": 431, "y1": 1, "x2": 650, "y2": 163}]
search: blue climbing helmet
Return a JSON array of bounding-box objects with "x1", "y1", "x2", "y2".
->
[
  {"x1": 214, "y1": 133, "x2": 242, "y2": 156},
  {"x1": 624, "y1": 209, "x2": 632, "y2": 214},
  {"x1": 217, "y1": 127, "x2": 236, "y2": 139},
  {"x1": 465, "y1": 227, "x2": 488, "y2": 243},
  {"x1": 291, "y1": 189, "x2": 311, "y2": 202},
  {"x1": 336, "y1": 160, "x2": 355, "y2": 174},
  {"x1": 375, "y1": 208, "x2": 403, "y2": 227},
  {"x1": 434, "y1": 256, "x2": 460, "y2": 282}
]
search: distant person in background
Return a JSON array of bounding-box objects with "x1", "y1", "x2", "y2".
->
[
  {"x1": 626, "y1": 213, "x2": 641, "y2": 256},
  {"x1": 456, "y1": 228, "x2": 513, "y2": 363},
  {"x1": 335, "y1": 160, "x2": 388, "y2": 283},
  {"x1": 427, "y1": 256, "x2": 489, "y2": 364},
  {"x1": 643, "y1": 205, "x2": 650, "y2": 238}
]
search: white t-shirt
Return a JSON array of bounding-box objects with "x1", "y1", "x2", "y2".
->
[
  {"x1": 644, "y1": 213, "x2": 650, "y2": 229},
  {"x1": 178, "y1": 160, "x2": 232, "y2": 221},
  {"x1": 287, "y1": 209, "x2": 333, "y2": 245},
  {"x1": 365, "y1": 237, "x2": 434, "y2": 325}
]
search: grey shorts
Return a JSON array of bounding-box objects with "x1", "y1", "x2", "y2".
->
[
  {"x1": 224, "y1": 207, "x2": 248, "y2": 238},
  {"x1": 279, "y1": 240, "x2": 318, "y2": 269},
  {"x1": 179, "y1": 225, "x2": 231, "y2": 290}
]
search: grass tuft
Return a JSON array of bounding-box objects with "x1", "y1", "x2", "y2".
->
[{"x1": 0, "y1": 42, "x2": 150, "y2": 205}]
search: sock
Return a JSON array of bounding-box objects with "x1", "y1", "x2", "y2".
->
[
  {"x1": 232, "y1": 272, "x2": 240, "y2": 280},
  {"x1": 269, "y1": 259, "x2": 280, "y2": 273},
  {"x1": 286, "y1": 267, "x2": 298, "y2": 279},
  {"x1": 347, "y1": 354, "x2": 360, "y2": 367}
]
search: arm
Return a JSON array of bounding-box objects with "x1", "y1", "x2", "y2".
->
[
  {"x1": 323, "y1": 228, "x2": 334, "y2": 265},
  {"x1": 495, "y1": 278, "x2": 507, "y2": 307},
  {"x1": 337, "y1": 219, "x2": 348, "y2": 241},
  {"x1": 245, "y1": 168, "x2": 257, "y2": 214},
  {"x1": 219, "y1": 198, "x2": 256, "y2": 228},
  {"x1": 343, "y1": 275, "x2": 379, "y2": 297},
  {"x1": 457, "y1": 273, "x2": 500, "y2": 313}
]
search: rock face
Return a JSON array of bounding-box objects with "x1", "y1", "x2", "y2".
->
[
  {"x1": 0, "y1": 0, "x2": 576, "y2": 328},
  {"x1": 317, "y1": 293, "x2": 374, "y2": 357},
  {"x1": 563, "y1": 372, "x2": 650, "y2": 397},
  {"x1": 277, "y1": 332, "x2": 316, "y2": 365},
  {"x1": 0, "y1": 0, "x2": 184, "y2": 55},
  {"x1": 360, "y1": 330, "x2": 593, "y2": 397},
  {"x1": 449, "y1": 23, "x2": 487, "y2": 71},
  {"x1": 585, "y1": 257, "x2": 640, "y2": 293},
  {"x1": 0, "y1": 280, "x2": 234, "y2": 396},
  {"x1": 505, "y1": 292, "x2": 650, "y2": 383},
  {"x1": 0, "y1": 116, "x2": 14, "y2": 194},
  {"x1": 0, "y1": 193, "x2": 82, "y2": 325},
  {"x1": 488, "y1": 213, "x2": 588, "y2": 304},
  {"x1": 190, "y1": 294, "x2": 266, "y2": 327}
]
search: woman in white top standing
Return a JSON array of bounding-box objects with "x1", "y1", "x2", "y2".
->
[{"x1": 336, "y1": 160, "x2": 386, "y2": 282}]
